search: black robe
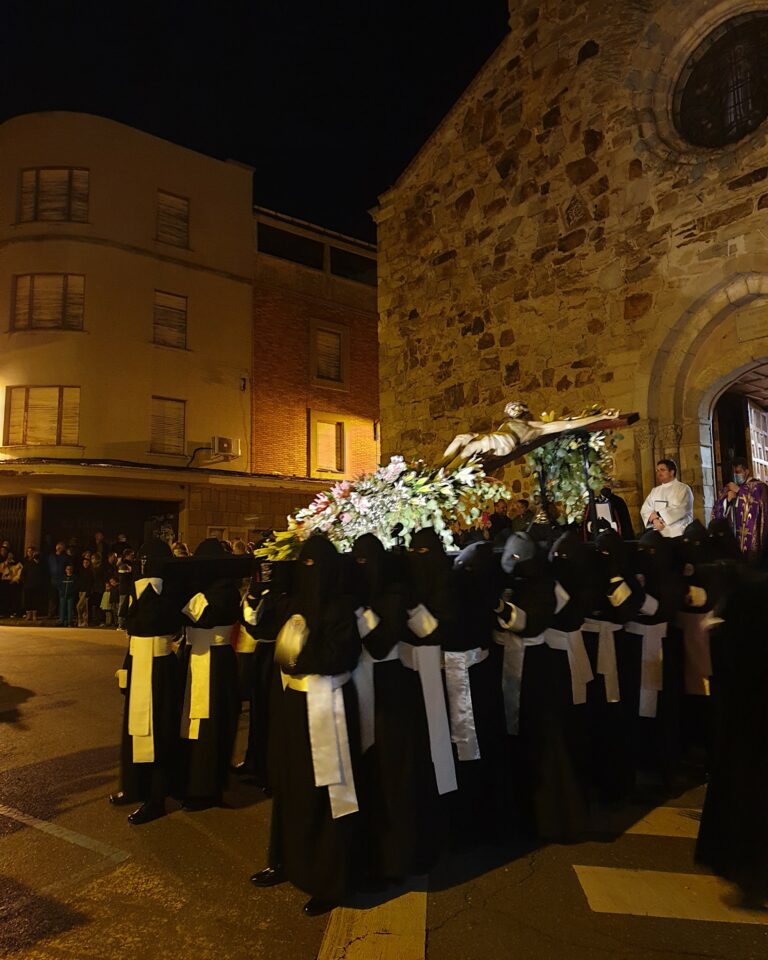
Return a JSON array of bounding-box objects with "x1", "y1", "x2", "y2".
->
[
  {"x1": 695, "y1": 568, "x2": 768, "y2": 900},
  {"x1": 351, "y1": 533, "x2": 442, "y2": 878},
  {"x1": 119, "y1": 579, "x2": 184, "y2": 803},
  {"x1": 267, "y1": 536, "x2": 364, "y2": 903},
  {"x1": 178, "y1": 578, "x2": 241, "y2": 801},
  {"x1": 500, "y1": 533, "x2": 587, "y2": 842},
  {"x1": 449, "y1": 541, "x2": 509, "y2": 844}
]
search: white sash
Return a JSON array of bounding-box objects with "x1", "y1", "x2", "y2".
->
[
  {"x1": 127, "y1": 634, "x2": 174, "y2": 763},
  {"x1": 399, "y1": 641, "x2": 457, "y2": 794},
  {"x1": 180, "y1": 625, "x2": 233, "y2": 740},
  {"x1": 625, "y1": 621, "x2": 667, "y2": 717},
  {"x1": 351, "y1": 644, "x2": 399, "y2": 754},
  {"x1": 677, "y1": 610, "x2": 720, "y2": 696},
  {"x1": 544, "y1": 627, "x2": 594, "y2": 705},
  {"x1": 443, "y1": 647, "x2": 489, "y2": 761},
  {"x1": 582, "y1": 618, "x2": 622, "y2": 703},
  {"x1": 493, "y1": 629, "x2": 544, "y2": 735}
]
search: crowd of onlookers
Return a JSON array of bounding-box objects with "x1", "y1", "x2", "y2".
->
[{"x1": 0, "y1": 532, "x2": 259, "y2": 627}]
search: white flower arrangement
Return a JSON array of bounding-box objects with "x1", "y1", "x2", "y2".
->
[{"x1": 255, "y1": 455, "x2": 512, "y2": 561}]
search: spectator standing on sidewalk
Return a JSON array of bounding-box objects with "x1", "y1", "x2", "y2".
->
[
  {"x1": 75, "y1": 557, "x2": 95, "y2": 627},
  {"x1": 21, "y1": 547, "x2": 45, "y2": 621},
  {"x1": 58, "y1": 564, "x2": 77, "y2": 627},
  {"x1": 47, "y1": 542, "x2": 67, "y2": 617}
]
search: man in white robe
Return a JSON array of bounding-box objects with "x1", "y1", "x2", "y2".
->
[{"x1": 640, "y1": 459, "x2": 694, "y2": 539}]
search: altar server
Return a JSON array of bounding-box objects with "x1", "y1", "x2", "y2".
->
[{"x1": 640, "y1": 459, "x2": 694, "y2": 538}]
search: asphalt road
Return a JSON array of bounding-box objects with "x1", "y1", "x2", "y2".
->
[{"x1": 1, "y1": 626, "x2": 767, "y2": 960}]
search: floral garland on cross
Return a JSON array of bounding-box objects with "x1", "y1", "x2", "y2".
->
[
  {"x1": 525, "y1": 405, "x2": 622, "y2": 524},
  {"x1": 255, "y1": 455, "x2": 512, "y2": 561}
]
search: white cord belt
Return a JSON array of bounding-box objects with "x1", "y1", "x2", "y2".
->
[
  {"x1": 625, "y1": 621, "x2": 667, "y2": 717},
  {"x1": 282, "y1": 670, "x2": 358, "y2": 819},
  {"x1": 127, "y1": 634, "x2": 175, "y2": 763},
  {"x1": 443, "y1": 647, "x2": 489, "y2": 761},
  {"x1": 582, "y1": 618, "x2": 623, "y2": 704},
  {"x1": 544, "y1": 627, "x2": 594, "y2": 705},
  {"x1": 399, "y1": 641, "x2": 458, "y2": 794},
  {"x1": 180, "y1": 625, "x2": 233, "y2": 740}
]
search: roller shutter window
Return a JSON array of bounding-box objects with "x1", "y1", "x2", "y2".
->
[
  {"x1": 315, "y1": 328, "x2": 343, "y2": 382},
  {"x1": 13, "y1": 274, "x2": 85, "y2": 331},
  {"x1": 19, "y1": 168, "x2": 89, "y2": 222},
  {"x1": 315, "y1": 420, "x2": 345, "y2": 472},
  {"x1": 156, "y1": 191, "x2": 190, "y2": 247},
  {"x1": 4, "y1": 386, "x2": 80, "y2": 445},
  {"x1": 151, "y1": 396, "x2": 185, "y2": 455},
  {"x1": 153, "y1": 291, "x2": 187, "y2": 348}
]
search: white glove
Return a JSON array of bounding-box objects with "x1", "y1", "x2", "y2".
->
[
  {"x1": 686, "y1": 585, "x2": 707, "y2": 608},
  {"x1": 639, "y1": 593, "x2": 659, "y2": 616},
  {"x1": 355, "y1": 606, "x2": 380, "y2": 639},
  {"x1": 182, "y1": 592, "x2": 209, "y2": 623},
  {"x1": 407, "y1": 603, "x2": 439, "y2": 639},
  {"x1": 497, "y1": 602, "x2": 527, "y2": 632}
]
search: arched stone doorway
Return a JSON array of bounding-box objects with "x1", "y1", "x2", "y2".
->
[{"x1": 643, "y1": 274, "x2": 768, "y2": 520}]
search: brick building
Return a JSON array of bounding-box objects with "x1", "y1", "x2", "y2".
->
[
  {"x1": 374, "y1": 0, "x2": 768, "y2": 522},
  {"x1": 0, "y1": 113, "x2": 378, "y2": 555}
]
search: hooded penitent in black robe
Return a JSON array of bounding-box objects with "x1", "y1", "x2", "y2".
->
[
  {"x1": 350, "y1": 533, "x2": 442, "y2": 878},
  {"x1": 449, "y1": 541, "x2": 509, "y2": 843},
  {"x1": 627, "y1": 530, "x2": 684, "y2": 787},
  {"x1": 236, "y1": 563, "x2": 292, "y2": 787},
  {"x1": 267, "y1": 536, "x2": 364, "y2": 903},
  {"x1": 498, "y1": 532, "x2": 588, "y2": 842},
  {"x1": 676, "y1": 520, "x2": 721, "y2": 763},
  {"x1": 580, "y1": 530, "x2": 644, "y2": 801},
  {"x1": 178, "y1": 539, "x2": 243, "y2": 803},
  {"x1": 119, "y1": 541, "x2": 184, "y2": 805},
  {"x1": 695, "y1": 566, "x2": 768, "y2": 903}
]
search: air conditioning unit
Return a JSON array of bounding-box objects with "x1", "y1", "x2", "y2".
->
[{"x1": 211, "y1": 436, "x2": 241, "y2": 459}]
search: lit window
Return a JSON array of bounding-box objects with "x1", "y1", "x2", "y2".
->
[
  {"x1": 4, "y1": 386, "x2": 80, "y2": 445},
  {"x1": 13, "y1": 274, "x2": 85, "y2": 331},
  {"x1": 150, "y1": 397, "x2": 186, "y2": 455},
  {"x1": 156, "y1": 191, "x2": 190, "y2": 247},
  {"x1": 153, "y1": 291, "x2": 187, "y2": 348},
  {"x1": 674, "y1": 13, "x2": 768, "y2": 148},
  {"x1": 19, "y1": 168, "x2": 89, "y2": 222},
  {"x1": 315, "y1": 419, "x2": 345, "y2": 473}
]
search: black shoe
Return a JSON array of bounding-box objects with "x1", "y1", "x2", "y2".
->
[
  {"x1": 128, "y1": 801, "x2": 165, "y2": 825},
  {"x1": 303, "y1": 897, "x2": 337, "y2": 917},
  {"x1": 109, "y1": 792, "x2": 132, "y2": 806},
  {"x1": 250, "y1": 866, "x2": 285, "y2": 887}
]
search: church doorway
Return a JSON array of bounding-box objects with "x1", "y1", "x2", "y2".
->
[{"x1": 711, "y1": 362, "x2": 768, "y2": 491}]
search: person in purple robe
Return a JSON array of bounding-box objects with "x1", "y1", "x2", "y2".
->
[{"x1": 711, "y1": 456, "x2": 768, "y2": 559}]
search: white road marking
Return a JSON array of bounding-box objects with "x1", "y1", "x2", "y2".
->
[
  {"x1": 624, "y1": 806, "x2": 701, "y2": 839},
  {"x1": 0, "y1": 802, "x2": 130, "y2": 864},
  {"x1": 319, "y1": 883, "x2": 427, "y2": 960},
  {"x1": 574, "y1": 865, "x2": 768, "y2": 925}
]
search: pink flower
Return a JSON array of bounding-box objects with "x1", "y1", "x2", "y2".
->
[
  {"x1": 341, "y1": 512, "x2": 352, "y2": 524},
  {"x1": 332, "y1": 480, "x2": 352, "y2": 500},
  {"x1": 311, "y1": 493, "x2": 331, "y2": 513}
]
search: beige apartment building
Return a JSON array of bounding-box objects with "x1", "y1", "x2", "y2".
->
[{"x1": 0, "y1": 112, "x2": 377, "y2": 554}]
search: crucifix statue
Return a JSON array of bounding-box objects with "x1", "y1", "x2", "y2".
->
[{"x1": 440, "y1": 401, "x2": 639, "y2": 536}]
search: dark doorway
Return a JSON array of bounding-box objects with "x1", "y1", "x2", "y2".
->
[
  {"x1": 712, "y1": 391, "x2": 749, "y2": 490},
  {"x1": 0, "y1": 496, "x2": 26, "y2": 556},
  {"x1": 41, "y1": 496, "x2": 180, "y2": 552}
]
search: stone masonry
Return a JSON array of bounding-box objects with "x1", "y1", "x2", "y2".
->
[{"x1": 374, "y1": 0, "x2": 768, "y2": 520}]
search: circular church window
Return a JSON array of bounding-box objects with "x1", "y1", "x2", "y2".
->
[{"x1": 674, "y1": 12, "x2": 768, "y2": 148}]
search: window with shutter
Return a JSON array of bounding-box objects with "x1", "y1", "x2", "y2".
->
[
  {"x1": 19, "y1": 168, "x2": 89, "y2": 222},
  {"x1": 3, "y1": 386, "x2": 80, "y2": 445},
  {"x1": 12, "y1": 274, "x2": 85, "y2": 330},
  {"x1": 153, "y1": 291, "x2": 188, "y2": 348},
  {"x1": 310, "y1": 320, "x2": 349, "y2": 390},
  {"x1": 316, "y1": 329, "x2": 342, "y2": 382},
  {"x1": 156, "y1": 191, "x2": 190, "y2": 247},
  {"x1": 150, "y1": 397, "x2": 186, "y2": 455},
  {"x1": 315, "y1": 420, "x2": 345, "y2": 472}
]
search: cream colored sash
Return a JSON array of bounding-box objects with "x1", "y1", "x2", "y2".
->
[{"x1": 128, "y1": 635, "x2": 174, "y2": 762}]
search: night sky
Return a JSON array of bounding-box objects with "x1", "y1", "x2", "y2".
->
[{"x1": 0, "y1": 1, "x2": 510, "y2": 242}]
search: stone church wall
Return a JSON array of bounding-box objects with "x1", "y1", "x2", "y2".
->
[{"x1": 375, "y1": 0, "x2": 768, "y2": 520}]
